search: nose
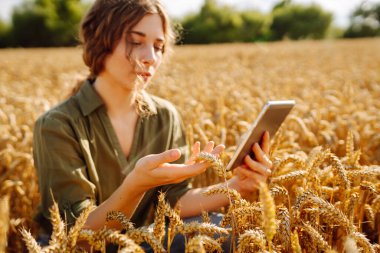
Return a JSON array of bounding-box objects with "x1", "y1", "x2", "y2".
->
[{"x1": 141, "y1": 45, "x2": 156, "y2": 66}]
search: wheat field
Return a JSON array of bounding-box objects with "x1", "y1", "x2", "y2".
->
[{"x1": 0, "y1": 38, "x2": 380, "y2": 252}]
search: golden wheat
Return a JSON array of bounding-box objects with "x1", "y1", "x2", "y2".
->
[{"x1": 2, "y1": 39, "x2": 380, "y2": 252}]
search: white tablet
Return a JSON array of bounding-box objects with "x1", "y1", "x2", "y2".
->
[{"x1": 225, "y1": 100, "x2": 295, "y2": 171}]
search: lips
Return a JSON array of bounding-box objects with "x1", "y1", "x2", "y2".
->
[{"x1": 136, "y1": 72, "x2": 152, "y2": 78}]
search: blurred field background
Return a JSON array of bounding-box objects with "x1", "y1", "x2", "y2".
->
[
  {"x1": 0, "y1": 38, "x2": 379, "y2": 252},
  {"x1": 1, "y1": 0, "x2": 380, "y2": 252}
]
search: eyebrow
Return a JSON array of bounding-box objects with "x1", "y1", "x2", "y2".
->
[{"x1": 129, "y1": 31, "x2": 165, "y2": 42}]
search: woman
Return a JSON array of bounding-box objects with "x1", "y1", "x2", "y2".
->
[{"x1": 33, "y1": 0, "x2": 272, "y2": 250}]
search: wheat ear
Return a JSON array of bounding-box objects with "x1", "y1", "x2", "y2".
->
[
  {"x1": 177, "y1": 221, "x2": 229, "y2": 236},
  {"x1": 270, "y1": 154, "x2": 305, "y2": 177},
  {"x1": 19, "y1": 228, "x2": 42, "y2": 253},
  {"x1": 259, "y1": 182, "x2": 276, "y2": 252},
  {"x1": 106, "y1": 210, "x2": 135, "y2": 230},
  {"x1": 201, "y1": 211, "x2": 211, "y2": 224},
  {"x1": 307, "y1": 196, "x2": 352, "y2": 232},
  {"x1": 153, "y1": 192, "x2": 167, "y2": 242},
  {"x1": 270, "y1": 170, "x2": 307, "y2": 185},
  {"x1": 343, "y1": 236, "x2": 360, "y2": 253},
  {"x1": 326, "y1": 152, "x2": 351, "y2": 190},
  {"x1": 351, "y1": 232, "x2": 375, "y2": 253},
  {"x1": 185, "y1": 235, "x2": 222, "y2": 253},
  {"x1": 364, "y1": 204, "x2": 375, "y2": 230},
  {"x1": 345, "y1": 130, "x2": 362, "y2": 167},
  {"x1": 301, "y1": 222, "x2": 330, "y2": 251},
  {"x1": 238, "y1": 229, "x2": 266, "y2": 253},
  {"x1": 79, "y1": 228, "x2": 145, "y2": 252},
  {"x1": 186, "y1": 235, "x2": 206, "y2": 253},
  {"x1": 347, "y1": 166, "x2": 380, "y2": 180},
  {"x1": 126, "y1": 227, "x2": 166, "y2": 253},
  {"x1": 67, "y1": 203, "x2": 94, "y2": 251},
  {"x1": 204, "y1": 186, "x2": 246, "y2": 207},
  {"x1": 273, "y1": 206, "x2": 291, "y2": 252},
  {"x1": 48, "y1": 201, "x2": 66, "y2": 250},
  {"x1": 290, "y1": 231, "x2": 302, "y2": 253},
  {"x1": 346, "y1": 192, "x2": 359, "y2": 225},
  {"x1": 196, "y1": 152, "x2": 226, "y2": 178}
]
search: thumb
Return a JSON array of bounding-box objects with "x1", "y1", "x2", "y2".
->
[{"x1": 140, "y1": 149, "x2": 181, "y2": 169}]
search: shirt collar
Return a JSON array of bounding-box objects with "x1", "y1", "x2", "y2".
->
[
  {"x1": 75, "y1": 80, "x2": 105, "y2": 116},
  {"x1": 75, "y1": 80, "x2": 157, "y2": 117}
]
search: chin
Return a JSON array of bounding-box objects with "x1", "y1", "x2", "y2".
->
[{"x1": 135, "y1": 78, "x2": 150, "y2": 90}]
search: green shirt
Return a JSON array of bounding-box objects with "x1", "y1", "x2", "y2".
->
[{"x1": 33, "y1": 80, "x2": 191, "y2": 232}]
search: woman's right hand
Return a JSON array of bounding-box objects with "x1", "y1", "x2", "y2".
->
[{"x1": 128, "y1": 141, "x2": 224, "y2": 192}]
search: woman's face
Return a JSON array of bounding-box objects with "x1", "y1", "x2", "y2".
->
[{"x1": 101, "y1": 13, "x2": 165, "y2": 91}]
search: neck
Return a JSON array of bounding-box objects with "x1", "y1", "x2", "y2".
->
[{"x1": 94, "y1": 76, "x2": 137, "y2": 117}]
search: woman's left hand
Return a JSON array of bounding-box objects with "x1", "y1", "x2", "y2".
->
[{"x1": 228, "y1": 131, "x2": 273, "y2": 198}]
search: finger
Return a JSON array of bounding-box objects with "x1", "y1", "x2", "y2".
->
[
  {"x1": 141, "y1": 149, "x2": 181, "y2": 169},
  {"x1": 203, "y1": 141, "x2": 214, "y2": 153},
  {"x1": 261, "y1": 131, "x2": 271, "y2": 155},
  {"x1": 244, "y1": 155, "x2": 272, "y2": 176},
  {"x1": 252, "y1": 143, "x2": 273, "y2": 169},
  {"x1": 238, "y1": 168, "x2": 266, "y2": 188},
  {"x1": 161, "y1": 162, "x2": 209, "y2": 180},
  {"x1": 211, "y1": 144, "x2": 225, "y2": 156},
  {"x1": 193, "y1": 141, "x2": 201, "y2": 155},
  {"x1": 187, "y1": 142, "x2": 201, "y2": 164}
]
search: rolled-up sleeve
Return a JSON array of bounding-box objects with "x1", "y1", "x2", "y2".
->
[{"x1": 33, "y1": 112, "x2": 95, "y2": 227}]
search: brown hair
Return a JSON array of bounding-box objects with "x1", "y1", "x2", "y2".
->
[
  {"x1": 68, "y1": 0, "x2": 176, "y2": 115},
  {"x1": 80, "y1": 0, "x2": 175, "y2": 80}
]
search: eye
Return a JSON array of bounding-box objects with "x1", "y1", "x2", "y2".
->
[
  {"x1": 131, "y1": 41, "x2": 142, "y2": 46},
  {"x1": 154, "y1": 44, "x2": 164, "y2": 52}
]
